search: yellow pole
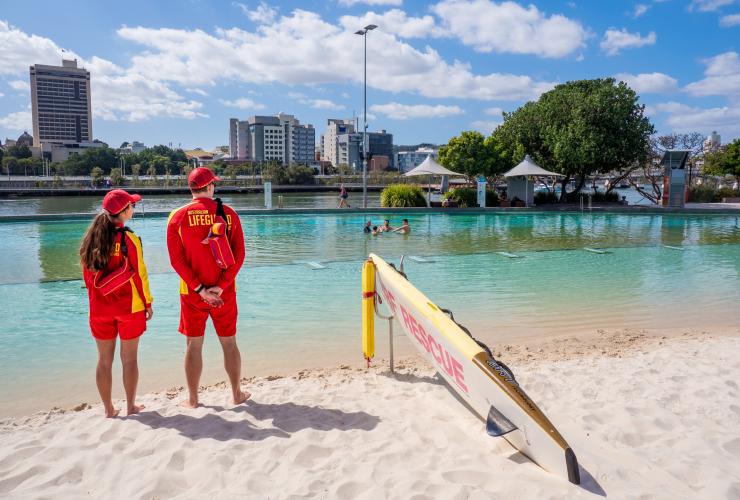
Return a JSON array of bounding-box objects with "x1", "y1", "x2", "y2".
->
[{"x1": 361, "y1": 258, "x2": 375, "y2": 365}]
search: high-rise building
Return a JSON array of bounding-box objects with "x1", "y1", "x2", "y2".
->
[
  {"x1": 321, "y1": 118, "x2": 355, "y2": 166},
  {"x1": 703, "y1": 131, "x2": 721, "y2": 154},
  {"x1": 229, "y1": 118, "x2": 250, "y2": 160},
  {"x1": 396, "y1": 147, "x2": 439, "y2": 173},
  {"x1": 336, "y1": 130, "x2": 395, "y2": 172},
  {"x1": 277, "y1": 112, "x2": 315, "y2": 165},
  {"x1": 30, "y1": 59, "x2": 92, "y2": 147},
  {"x1": 229, "y1": 114, "x2": 315, "y2": 165}
]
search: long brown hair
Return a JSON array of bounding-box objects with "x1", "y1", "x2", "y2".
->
[{"x1": 80, "y1": 213, "x2": 117, "y2": 271}]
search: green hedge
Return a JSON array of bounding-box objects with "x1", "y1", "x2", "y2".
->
[
  {"x1": 380, "y1": 184, "x2": 427, "y2": 207},
  {"x1": 688, "y1": 185, "x2": 740, "y2": 203},
  {"x1": 443, "y1": 188, "x2": 498, "y2": 207}
]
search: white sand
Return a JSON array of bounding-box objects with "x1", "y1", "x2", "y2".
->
[{"x1": 2, "y1": 329, "x2": 740, "y2": 499}]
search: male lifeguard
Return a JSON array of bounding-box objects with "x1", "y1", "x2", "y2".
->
[{"x1": 166, "y1": 167, "x2": 249, "y2": 407}]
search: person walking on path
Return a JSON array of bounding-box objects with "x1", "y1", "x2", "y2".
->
[
  {"x1": 167, "y1": 167, "x2": 249, "y2": 408},
  {"x1": 338, "y1": 183, "x2": 350, "y2": 208},
  {"x1": 80, "y1": 189, "x2": 153, "y2": 418}
]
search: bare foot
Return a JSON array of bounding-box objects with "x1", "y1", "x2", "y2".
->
[
  {"x1": 233, "y1": 390, "x2": 251, "y2": 405},
  {"x1": 127, "y1": 404, "x2": 145, "y2": 416},
  {"x1": 179, "y1": 399, "x2": 202, "y2": 409},
  {"x1": 105, "y1": 407, "x2": 120, "y2": 418}
]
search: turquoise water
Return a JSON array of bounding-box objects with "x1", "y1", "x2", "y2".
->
[{"x1": 1, "y1": 212, "x2": 739, "y2": 416}]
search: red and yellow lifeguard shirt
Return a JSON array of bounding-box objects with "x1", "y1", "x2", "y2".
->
[
  {"x1": 166, "y1": 198, "x2": 245, "y2": 295},
  {"x1": 83, "y1": 227, "x2": 153, "y2": 317}
]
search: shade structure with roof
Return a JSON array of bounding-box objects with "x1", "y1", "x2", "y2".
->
[
  {"x1": 404, "y1": 156, "x2": 464, "y2": 205},
  {"x1": 503, "y1": 155, "x2": 563, "y2": 207}
]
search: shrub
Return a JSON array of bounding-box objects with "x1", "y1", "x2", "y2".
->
[
  {"x1": 443, "y1": 187, "x2": 498, "y2": 207},
  {"x1": 688, "y1": 185, "x2": 740, "y2": 202},
  {"x1": 380, "y1": 184, "x2": 427, "y2": 207},
  {"x1": 110, "y1": 167, "x2": 123, "y2": 186}
]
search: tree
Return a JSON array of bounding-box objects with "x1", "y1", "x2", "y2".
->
[
  {"x1": 5, "y1": 143, "x2": 32, "y2": 159},
  {"x1": 90, "y1": 166, "x2": 104, "y2": 186},
  {"x1": 2, "y1": 157, "x2": 18, "y2": 175},
  {"x1": 704, "y1": 139, "x2": 740, "y2": 188},
  {"x1": 496, "y1": 78, "x2": 655, "y2": 201},
  {"x1": 146, "y1": 165, "x2": 157, "y2": 186},
  {"x1": 110, "y1": 167, "x2": 123, "y2": 186},
  {"x1": 131, "y1": 164, "x2": 141, "y2": 186},
  {"x1": 438, "y1": 131, "x2": 492, "y2": 181}
]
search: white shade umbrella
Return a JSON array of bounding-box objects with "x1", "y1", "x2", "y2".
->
[
  {"x1": 404, "y1": 156, "x2": 463, "y2": 206},
  {"x1": 503, "y1": 155, "x2": 563, "y2": 207}
]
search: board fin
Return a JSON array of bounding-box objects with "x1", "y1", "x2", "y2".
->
[
  {"x1": 565, "y1": 448, "x2": 580, "y2": 485},
  {"x1": 486, "y1": 405, "x2": 517, "y2": 437}
]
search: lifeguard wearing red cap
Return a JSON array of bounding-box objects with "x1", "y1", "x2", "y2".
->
[
  {"x1": 188, "y1": 167, "x2": 221, "y2": 189},
  {"x1": 102, "y1": 189, "x2": 142, "y2": 215}
]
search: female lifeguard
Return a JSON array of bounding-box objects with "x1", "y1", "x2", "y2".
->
[{"x1": 80, "y1": 190, "x2": 153, "y2": 417}]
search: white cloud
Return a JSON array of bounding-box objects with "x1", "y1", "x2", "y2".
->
[
  {"x1": 288, "y1": 92, "x2": 346, "y2": 110},
  {"x1": 309, "y1": 99, "x2": 345, "y2": 110},
  {"x1": 470, "y1": 119, "x2": 501, "y2": 134},
  {"x1": 600, "y1": 28, "x2": 656, "y2": 55},
  {"x1": 0, "y1": 20, "x2": 71, "y2": 75},
  {"x1": 0, "y1": 21, "x2": 205, "y2": 123},
  {"x1": 339, "y1": 9, "x2": 446, "y2": 39},
  {"x1": 233, "y1": 1, "x2": 278, "y2": 24},
  {"x1": 0, "y1": 109, "x2": 32, "y2": 132},
  {"x1": 634, "y1": 4, "x2": 650, "y2": 17},
  {"x1": 684, "y1": 51, "x2": 740, "y2": 97},
  {"x1": 370, "y1": 102, "x2": 464, "y2": 119},
  {"x1": 0, "y1": 92, "x2": 4, "y2": 98},
  {"x1": 650, "y1": 100, "x2": 740, "y2": 136},
  {"x1": 614, "y1": 72, "x2": 678, "y2": 93},
  {"x1": 8, "y1": 80, "x2": 28, "y2": 91},
  {"x1": 720, "y1": 13, "x2": 740, "y2": 25},
  {"x1": 116, "y1": 11, "x2": 555, "y2": 101},
  {"x1": 219, "y1": 97, "x2": 266, "y2": 109},
  {"x1": 338, "y1": 0, "x2": 403, "y2": 6},
  {"x1": 431, "y1": 0, "x2": 588, "y2": 58},
  {"x1": 186, "y1": 87, "x2": 209, "y2": 96},
  {"x1": 689, "y1": 0, "x2": 736, "y2": 12},
  {"x1": 484, "y1": 106, "x2": 504, "y2": 116}
]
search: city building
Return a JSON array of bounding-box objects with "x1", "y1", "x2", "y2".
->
[
  {"x1": 118, "y1": 141, "x2": 146, "y2": 154},
  {"x1": 396, "y1": 147, "x2": 439, "y2": 173},
  {"x1": 229, "y1": 118, "x2": 250, "y2": 160},
  {"x1": 30, "y1": 59, "x2": 92, "y2": 146},
  {"x1": 366, "y1": 130, "x2": 394, "y2": 170},
  {"x1": 28, "y1": 58, "x2": 102, "y2": 162},
  {"x1": 337, "y1": 132, "x2": 363, "y2": 169},
  {"x1": 277, "y1": 112, "x2": 315, "y2": 166},
  {"x1": 321, "y1": 118, "x2": 355, "y2": 166},
  {"x1": 228, "y1": 114, "x2": 315, "y2": 165},
  {"x1": 703, "y1": 131, "x2": 721, "y2": 154}
]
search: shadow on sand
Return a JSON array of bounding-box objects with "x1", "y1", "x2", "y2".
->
[{"x1": 132, "y1": 400, "x2": 380, "y2": 441}]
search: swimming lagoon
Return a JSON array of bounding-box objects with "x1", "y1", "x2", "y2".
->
[{"x1": 1, "y1": 211, "x2": 738, "y2": 415}]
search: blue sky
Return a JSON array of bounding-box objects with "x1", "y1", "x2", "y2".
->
[{"x1": 1, "y1": 0, "x2": 739, "y2": 149}]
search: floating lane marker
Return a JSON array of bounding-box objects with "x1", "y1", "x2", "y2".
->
[
  {"x1": 292, "y1": 260, "x2": 327, "y2": 269},
  {"x1": 662, "y1": 245, "x2": 684, "y2": 251},
  {"x1": 496, "y1": 251, "x2": 522, "y2": 259},
  {"x1": 583, "y1": 247, "x2": 609, "y2": 254},
  {"x1": 409, "y1": 255, "x2": 434, "y2": 263}
]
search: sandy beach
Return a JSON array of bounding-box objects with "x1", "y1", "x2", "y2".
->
[{"x1": 2, "y1": 327, "x2": 740, "y2": 499}]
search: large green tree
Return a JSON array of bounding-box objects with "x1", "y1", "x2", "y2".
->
[
  {"x1": 704, "y1": 139, "x2": 740, "y2": 187},
  {"x1": 438, "y1": 130, "x2": 509, "y2": 181},
  {"x1": 496, "y1": 78, "x2": 655, "y2": 201}
]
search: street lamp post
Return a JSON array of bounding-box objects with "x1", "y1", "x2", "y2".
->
[{"x1": 355, "y1": 24, "x2": 377, "y2": 209}]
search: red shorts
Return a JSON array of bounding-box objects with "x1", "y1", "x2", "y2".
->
[
  {"x1": 179, "y1": 292, "x2": 238, "y2": 337},
  {"x1": 90, "y1": 311, "x2": 146, "y2": 341}
]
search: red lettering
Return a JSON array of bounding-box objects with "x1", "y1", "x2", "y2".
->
[
  {"x1": 428, "y1": 336, "x2": 442, "y2": 363},
  {"x1": 451, "y1": 358, "x2": 468, "y2": 393},
  {"x1": 440, "y1": 349, "x2": 454, "y2": 377}
]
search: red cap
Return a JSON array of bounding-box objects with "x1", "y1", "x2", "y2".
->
[
  {"x1": 102, "y1": 189, "x2": 141, "y2": 215},
  {"x1": 188, "y1": 167, "x2": 220, "y2": 189}
]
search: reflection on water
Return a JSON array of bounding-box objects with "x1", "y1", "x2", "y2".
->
[
  {"x1": 0, "y1": 212, "x2": 738, "y2": 284},
  {"x1": 0, "y1": 192, "x2": 383, "y2": 216}
]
